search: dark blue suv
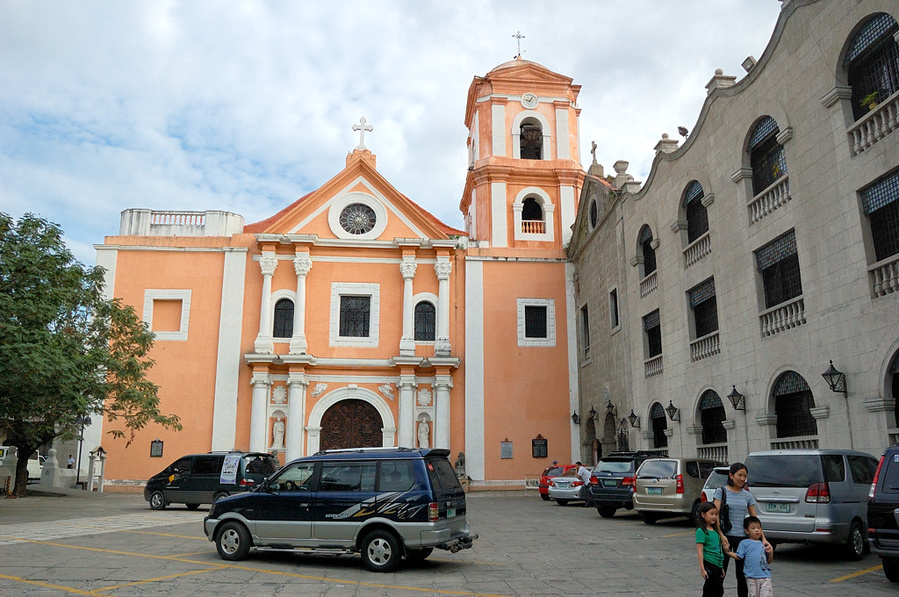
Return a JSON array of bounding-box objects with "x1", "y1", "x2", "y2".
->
[
  {"x1": 203, "y1": 447, "x2": 476, "y2": 572},
  {"x1": 869, "y1": 445, "x2": 899, "y2": 582}
]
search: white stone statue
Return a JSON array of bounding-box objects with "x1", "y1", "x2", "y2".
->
[
  {"x1": 417, "y1": 419, "x2": 430, "y2": 449},
  {"x1": 272, "y1": 418, "x2": 285, "y2": 448}
]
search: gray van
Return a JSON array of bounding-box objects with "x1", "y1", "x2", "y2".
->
[
  {"x1": 145, "y1": 451, "x2": 279, "y2": 510},
  {"x1": 744, "y1": 449, "x2": 878, "y2": 560}
]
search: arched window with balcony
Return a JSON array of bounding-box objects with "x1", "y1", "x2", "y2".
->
[
  {"x1": 748, "y1": 117, "x2": 787, "y2": 197},
  {"x1": 414, "y1": 301, "x2": 436, "y2": 342},
  {"x1": 639, "y1": 225, "x2": 657, "y2": 277},
  {"x1": 844, "y1": 13, "x2": 899, "y2": 121},
  {"x1": 650, "y1": 402, "x2": 667, "y2": 449},
  {"x1": 683, "y1": 181, "x2": 709, "y2": 244},
  {"x1": 889, "y1": 352, "x2": 899, "y2": 429},
  {"x1": 273, "y1": 298, "x2": 294, "y2": 339},
  {"x1": 699, "y1": 390, "x2": 727, "y2": 445},
  {"x1": 521, "y1": 196, "x2": 545, "y2": 234},
  {"x1": 773, "y1": 371, "x2": 818, "y2": 440},
  {"x1": 520, "y1": 119, "x2": 543, "y2": 160}
]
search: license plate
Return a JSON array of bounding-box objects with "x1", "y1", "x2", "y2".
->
[
  {"x1": 647, "y1": 487, "x2": 662, "y2": 495},
  {"x1": 447, "y1": 507, "x2": 456, "y2": 518},
  {"x1": 766, "y1": 502, "x2": 790, "y2": 513},
  {"x1": 602, "y1": 479, "x2": 618, "y2": 487}
]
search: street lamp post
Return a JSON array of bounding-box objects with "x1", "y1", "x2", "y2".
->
[{"x1": 75, "y1": 415, "x2": 91, "y2": 489}]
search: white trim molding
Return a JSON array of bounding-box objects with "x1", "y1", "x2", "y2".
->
[
  {"x1": 517, "y1": 298, "x2": 556, "y2": 347},
  {"x1": 326, "y1": 192, "x2": 389, "y2": 241},
  {"x1": 329, "y1": 282, "x2": 380, "y2": 347},
  {"x1": 143, "y1": 289, "x2": 192, "y2": 341}
]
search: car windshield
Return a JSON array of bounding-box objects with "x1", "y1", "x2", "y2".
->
[
  {"x1": 594, "y1": 460, "x2": 633, "y2": 474},
  {"x1": 559, "y1": 469, "x2": 578, "y2": 478},
  {"x1": 705, "y1": 470, "x2": 729, "y2": 489},
  {"x1": 543, "y1": 466, "x2": 564, "y2": 477},
  {"x1": 744, "y1": 454, "x2": 823, "y2": 487},
  {"x1": 637, "y1": 460, "x2": 677, "y2": 479}
]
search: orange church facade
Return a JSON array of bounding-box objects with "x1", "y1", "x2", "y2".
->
[{"x1": 92, "y1": 57, "x2": 584, "y2": 488}]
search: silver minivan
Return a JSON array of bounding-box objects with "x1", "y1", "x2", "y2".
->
[
  {"x1": 633, "y1": 458, "x2": 722, "y2": 524},
  {"x1": 744, "y1": 449, "x2": 878, "y2": 560}
]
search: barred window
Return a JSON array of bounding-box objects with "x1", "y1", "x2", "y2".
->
[
  {"x1": 273, "y1": 298, "x2": 294, "y2": 338},
  {"x1": 580, "y1": 304, "x2": 591, "y2": 357},
  {"x1": 683, "y1": 181, "x2": 709, "y2": 243},
  {"x1": 688, "y1": 278, "x2": 718, "y2": 338},
  {"x1": 756, "y1": 230, "x2": 802, "y2": 309},
  {"x1": 524, "y1": 305, "x2": 548, "y2": 338},
  {"x1": 699, "y1": 390, "x2": 727, "y2": 445},
  {"x1": 639, "y1": 225, "x2": 657, "y2": 276},
  {"x1": 339, "y1": 295, "x2": 370, "y2": 337},
  {"x1": 844, "y1": 13, "x2": 899, "y2": 121},
  {"x1": 773, "y1": 371, "x2": 818, "y2": 438},
  {"x1": 414, "y1": 301, "x2": 435, "y2": 341},
  {"x1": 749, "y1": 117, "x2": 787, "y2": 195},
  {"x1": 650, "y1": 402, "x2": 667, "y2": 448},
  {"x1": 520, "y1": 121, "x2": 542, "y2": 160},
  {"x1": 861, "y1": 170, "x2": 899, "y2": 262},
  {"x1": 643, "y1": 310, "x2": 662, "y2": 358}
]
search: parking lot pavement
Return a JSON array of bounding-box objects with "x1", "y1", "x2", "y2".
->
[{"x1": 0, "y1": 490, "x2": 896, "y2": 596}]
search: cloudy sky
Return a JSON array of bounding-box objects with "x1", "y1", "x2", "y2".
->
[{"x1": 1, "y1": 1, "x2": 784, "y2": 265}]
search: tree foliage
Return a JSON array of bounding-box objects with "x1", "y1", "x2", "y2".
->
[{"x1": 0, "y1": 213, "x2": 181, "y2": 497}]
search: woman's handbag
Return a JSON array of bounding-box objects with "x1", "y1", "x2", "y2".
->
[{"x1": 719, "y1": 487, "x2": 733, "y2": 534}]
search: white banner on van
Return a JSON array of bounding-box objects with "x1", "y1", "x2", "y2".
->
[{"x1": 220, "y1": 454, "x2": 240, "y2": 484}]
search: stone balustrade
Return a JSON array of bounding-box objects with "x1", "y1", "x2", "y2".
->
[
  {"x1": 683, "y1": 232, "x2": 711, "y2": 268},
  {"x1": 759, "y1": 296, "x2": 806, "y2": 337},
  {"x1": 749, "y1": 175, "x2": 791, "y2": 224},
  {"x1": 848, "y1": 89, "x2": 899, "y2": 156},
  {"x1": 690, "y1": 331, "x2": 720, "y2": 362},
  {"x1": 644, "y1": 354, "x2": 663, "y2": 378},
  {"x1": 640, "y1": 271, "x2": 658, "y2": 297},
  {"x1": 870, "y1": 253, "x2": 899, "y2": 298}
]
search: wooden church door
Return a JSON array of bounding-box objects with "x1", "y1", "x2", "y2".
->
[{"x1": 319, "y1": 399, "x2": 383, "y2": 451}]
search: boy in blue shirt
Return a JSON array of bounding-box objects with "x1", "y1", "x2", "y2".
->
[{"x1": 726, "y1": 515, "x2": 773, "y2": 597}]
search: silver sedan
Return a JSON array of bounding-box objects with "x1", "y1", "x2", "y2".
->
[{"x1": 547, "y1": 469, "x2": 587, "y2": 506}]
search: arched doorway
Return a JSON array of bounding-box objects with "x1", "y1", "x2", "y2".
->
[{"x1": 320, "y1": 399, "x2": 383, "y2": 451}]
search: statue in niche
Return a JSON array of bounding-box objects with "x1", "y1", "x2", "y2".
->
[
  {"x1": 455, "y1": 452, "x2": 466, "y2": 476},
  {"x1": 417, "y1": 419, "x2": 430, "y2": 449},
  {"x1": 272, "y1": 418, "x2": 285, "y2": 449}
]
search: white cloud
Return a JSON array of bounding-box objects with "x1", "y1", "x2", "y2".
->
[{"x1": 0, "y1": 0, "x2": 783, "y2": 264}]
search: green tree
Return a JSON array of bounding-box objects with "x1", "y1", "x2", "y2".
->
[{"x1": 0, "y1": 213, "x2": 181, "y2": 497}]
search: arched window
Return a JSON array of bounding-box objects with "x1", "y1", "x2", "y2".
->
[
  {"x1": 414, "y1": 301, "x2": 436, "y2": 341},
  {"x1": 520, "y1": 119, "x2": 543, "y2": 160},
  {"x1": 683, "y1": 181, "x2": 709, "y2": 244},
  {"x1": 521, "y1": 196, "x2": 545, "y2": 234},
  {"x1": 650, "y1": 402, "x2": 667, "y2": 448},
  {"x1": 844, "y1": 13, "x2": 899, "y2": 121},
  {"x1": 699, "y1": 390, "x2": 727, "y2": 445},
  {"x1": 639, "y1": 225, "x2": 657, "y2": 277},
  {"x1": 773, "y1": 371, "x2": 818, "y2": 438},
  {"x1": 748, "y1": 117, "x2": 787, "y2": 196},
  {"x1": 273, "y1": 298, "x2": 294, "y2": 338}
]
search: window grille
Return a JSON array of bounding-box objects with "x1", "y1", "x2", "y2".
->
[
  {"x1": 520, "y1": 123, "x2": 542, "y2": 160},
  {"x1": 273, "y1": 298, "x2": 294, "y2": 338},
  {"x1": 775, "y1": 390, "x2": 818, "y2": 438},
  {"x1": 524, "y1": 305, "x2": 548, "y2": 338},
  {"x1": 756, "y1": 231, "x2": 802, "y2": 309},
  {"x1": 650, "y1": 402, "x2": 667, "y2": 448},
  {"x1": 689, "y1": 278, "x2": 718, "y2": 338},
  {"x1": 845, "y1": 14, "x2": 899, "y2": 121},
  {"x1": 862, "y1": 170, "x2": 899, "y2": 261},
  {"x1": 749, "y1": 117, "x2": 786, "y2": 195},
  {"x1": 639, "y1": 226, "x2": 657, "y2": 275},
  {"x1": 643, "y1": 310, "x2": 661, "y2": 357},
  {"x1": 699, "y1": 390, "x2": 727, "y2": 445},
  {"x1": 683, "y1": 182, "x2": 709, "y2": 243},
  {"x1": 414, "y1": 301, "x2": 436, "y2": 341},
  {"x1": 339, "y1": 295, "x2": 370, "y2": 337}
]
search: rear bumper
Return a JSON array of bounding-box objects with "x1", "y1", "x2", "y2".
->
[{"x1": 421, "y1": 523, "x2": 477, "y2": 552}]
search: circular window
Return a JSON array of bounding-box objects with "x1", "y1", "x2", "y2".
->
[{"x1": 339, "y1": 203, "x2": 377, "y2": 235}]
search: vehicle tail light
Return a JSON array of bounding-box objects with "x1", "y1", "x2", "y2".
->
[
  {"x1": 428, "y1": 502, "x2": 439, "y2": 522},
  {"x1": 675, "y1": 474, "x2": 684, "y2": 494},
  {"x1": 700, "y1": 492, "x2": 708, "y2": 503},
  {"x1": 870, "y1": 456, "x2": 884, "y2": 499},
  {"x1": 590, "y1": 475, "x2": 598, "y2": 485},
  {"x1": 573, "y1": 481, "x2": 584, "y2": 487},
  {"x1": 239, "y1": 478, "x2": 255, "y2": 487},
  {"x1": 805, "y1": 482, "x2": 831, "y2": 503},
  {"x1": 621, "y1": 476, "x2": 635, "y2": 487}
]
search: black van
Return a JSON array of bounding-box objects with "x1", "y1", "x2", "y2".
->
[
  {"x1": 145, "y1": 451, "x2": 279, "y2": 510},
  {"x1": 203, "y1": 447, "x2": 476, "y2": 572}
]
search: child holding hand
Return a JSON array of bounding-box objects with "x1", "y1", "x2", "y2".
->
[
  {"x1": 725, "y1": 515, "x2": 774, "y2": 597},
  {"x1": 696, "y1": 501, "x2": 727, "y2": 597}
]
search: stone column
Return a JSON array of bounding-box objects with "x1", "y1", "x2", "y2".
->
[
  {"x1": 434, "y1": 373, "x2": 452, "y2": 449},
  {"x1": 286, "y1": 372, "x2": 308, "y2": 461},
  {"x1": 249, "y1": 369, "x2": 271, "y2": 453},
  {"x1": 290, "y1": 253, "x2": 312, "y2": 354},
  {"x1": 399, "y1": 257, "x2": 417, "y2": 356},
  {"x1": 397, "y1": 373, "x2": 416, "y2": 447},
  {"x1": 434, "y1": 257, "x2": 452, "y2": 356},
  {"x1": 254, "y1": 253, "x2": 278, "y2": 354}
]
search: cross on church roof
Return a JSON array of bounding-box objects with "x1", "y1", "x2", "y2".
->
[
  {"x1": 353, "y1": 117, "x2": 373, "y2": 150},
  {"x1": 512, "y1": 30, "x2": 525, "y2": 58}
]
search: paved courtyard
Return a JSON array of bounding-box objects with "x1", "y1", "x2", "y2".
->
[{"x1": 0, "y1": 489, "x2": 895, "y2": 596}]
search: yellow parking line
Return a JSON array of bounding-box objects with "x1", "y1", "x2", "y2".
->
[
  {"x1": 661, "y1": 531, "x2": 694, "y2": 538},
  {"x1": 96, "y1": 567, "x2": 226, "y2": 592},
  {"x1": 0, "y1": 573, "x2": 100, "y2": 596},
  {"x1": 122, "y1": 529, "x2": 206, "y2": 540},
  {"x1": 828, "y1": 564, "x2": 882, "y2": 582}
]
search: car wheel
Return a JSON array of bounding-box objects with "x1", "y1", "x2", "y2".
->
[
  {"x1": 213, "y1": 491, "x2": 229, "y2": 502},
  {"x1": 640, "y1": 512, "x2": 658, "y2": 525},
  {"x1": 598, "y1": 506, "x2": 616, "y2": 518},
  {"x1": 215, "y1": 521, "x2": 251, "y2": 561},
  {"x1": 844, "y1": 520, "x2": 866, "y2": 561},
  {"x1": 361, "y1": 530, "x2": 401, "y2": 572},
  {"x1": 149, "y1": 491, "x2": 167, "y2": 510},
  {"x1": 689, "y1": 501, "x2": 701, "y2": 526},
  {"x1": 185, "y1": 503, "x2": 201, "y2": 510},
  {"x1": 406, "y1": 548, "x2": 433, "y2": 562},
  {"x1": 556, "y1": 499, "x2": 569, "y2": 506},
  {"x1": 540, "y1": 493, "x2": 550, "y2": 502},
  {"x1": 882, "y1": 557, "x2": 899, "y2": 582}
]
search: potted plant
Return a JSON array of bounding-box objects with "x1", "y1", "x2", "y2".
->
[{"x1": 860, "y1": 91, "x2": 879, "y2": 111}]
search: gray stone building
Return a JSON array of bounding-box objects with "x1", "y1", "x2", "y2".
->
[{"x1": 568, "y1": 0, "x2": 899, "y2": 463}]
